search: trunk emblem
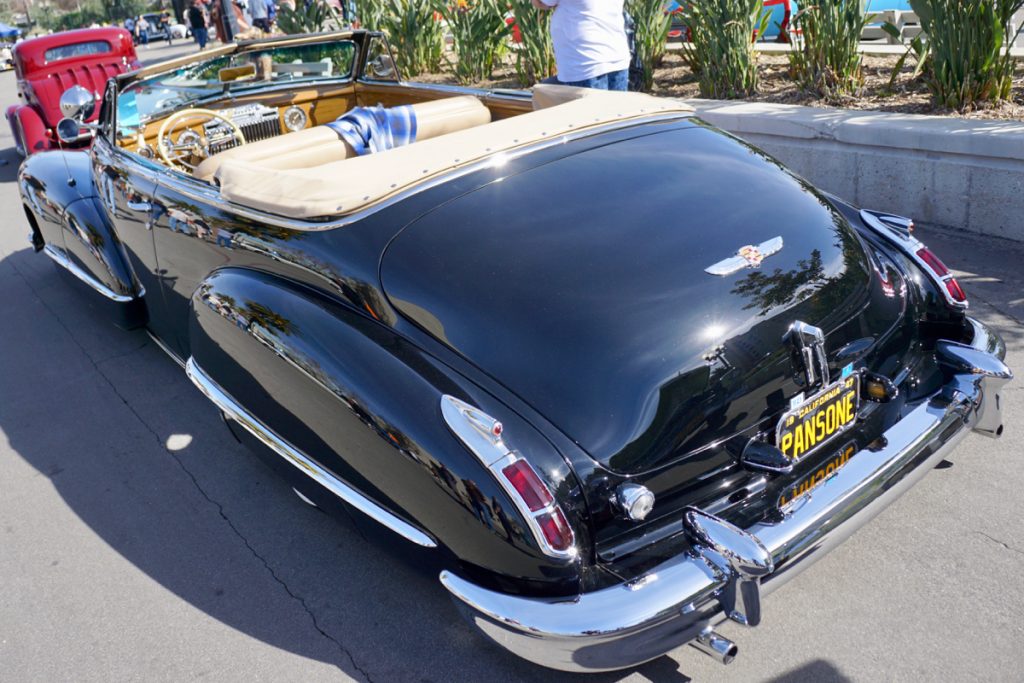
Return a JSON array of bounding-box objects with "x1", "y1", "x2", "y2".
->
[{"x1": 705, "y1": 236, "x2": 784, "y2": 276}]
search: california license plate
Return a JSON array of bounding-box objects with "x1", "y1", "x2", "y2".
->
[{"x1": 776, "y1": 375, "x2": 859, "y2": 461}]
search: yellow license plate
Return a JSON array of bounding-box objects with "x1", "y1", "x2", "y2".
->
[{"x1": 776, "y1": 375, "x2": 859, "y2": 461}]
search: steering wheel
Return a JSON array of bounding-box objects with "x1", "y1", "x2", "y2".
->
[{"x1": 156, "y1": 108, "x2": 246, "y2": 172}]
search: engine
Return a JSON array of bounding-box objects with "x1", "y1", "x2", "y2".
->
[{"x1": 205, "y1": 103, "x2": 280, "y2": 155}]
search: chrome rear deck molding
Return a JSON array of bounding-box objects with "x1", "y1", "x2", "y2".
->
[
  {"x1": 185, "y1": 357, "x2": 438, "y2": 548},
  {"x1": 43, "y1": 244, "x2": 138, "y2": 303}
]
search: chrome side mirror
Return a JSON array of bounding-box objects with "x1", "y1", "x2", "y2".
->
[
  {"x1": 56, "y1": 118, "x2": 82, "y2": 143},
  {"x1": 59, "y1": 85, "x2": 95, "y2": 122}
]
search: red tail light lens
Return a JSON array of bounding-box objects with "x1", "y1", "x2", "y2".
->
[
  {"x1": 498, "y1": 456, "x2": 576, "y2": 558},
  {"x1": 915, "y1": 247, "x2": 950, "y2": 277},
  {"x1": 501, "y1": 459, "x2": 553, "y2": 512},
  {"x1": 536, "y1": 508, "x2": 574, "y2": 552},
  {"x1": 914, "y1": 246, "x2": 967, "y2": 307},
  {"x1": 945, "y1": 278, "x2": 967, "y2": 302}
]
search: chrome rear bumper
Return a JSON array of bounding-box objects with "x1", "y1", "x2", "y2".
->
[{"x1": 439, "y1": 317, "x2": 1012, "y2": 672}]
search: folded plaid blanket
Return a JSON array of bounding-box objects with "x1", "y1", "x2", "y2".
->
[{"x1": 325, "y1": 105, "x2": 418, "y2": 156}]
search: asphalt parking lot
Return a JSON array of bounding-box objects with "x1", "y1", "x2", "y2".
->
[{"x1": 0, "y1": 40, "x2": 1022, "y2": 682}]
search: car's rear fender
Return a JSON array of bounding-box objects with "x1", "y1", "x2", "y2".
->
[{"x1": 186, "y1": 267, "x2": 587, "y2": 595}]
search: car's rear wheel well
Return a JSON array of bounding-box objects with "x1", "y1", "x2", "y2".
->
[{"x1": 23, "y1": 204, "x2": 44, "y2": 252}]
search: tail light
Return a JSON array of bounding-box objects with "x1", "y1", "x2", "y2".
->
[
  {"x1": 915, "y1": 246, "x2": 968, "y2": 305},
  {"x1": 441, "y1": 395, "x2": 578, "y2": 560},
  {"x1": 860, "y1": 210, "x2": 968, "y2": 309}
]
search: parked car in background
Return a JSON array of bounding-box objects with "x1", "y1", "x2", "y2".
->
[
  {"x1": 140, "y1": 12, "x2": 172, "y2": 43},
  {"x1": 6, "y1": 27, "x2": 139, "y2": 156},
  {"x1": 668, "y1": 0, "x2": 799, "y2": 42},
  {"x1": 18, "y1": 30, "x2": 1012, "y2": 673}
]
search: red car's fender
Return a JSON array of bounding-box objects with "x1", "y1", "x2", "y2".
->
[{"x1": 8, "y1": 104, "x2": 51, "y2": 157}]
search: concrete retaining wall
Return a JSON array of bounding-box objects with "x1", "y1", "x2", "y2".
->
[{"x1": 687, "y1": 100, "x2": 1024, "y2": 242}]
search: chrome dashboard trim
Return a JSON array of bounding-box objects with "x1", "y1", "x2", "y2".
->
[
  {"x1": 42, "y1": 244, "x2": 139, "y2": 303},
  {"x1": 186, "y1": 357, "x2": 438, "y2": 548},
  {"x1": 439, "y1": 317, "x2": 1011, "y2": 672}
]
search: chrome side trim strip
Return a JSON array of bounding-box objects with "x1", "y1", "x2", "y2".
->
[
  {"x1": 184, "y1": 357, "x2": 437, "y2": 548},
  {"x1": 146, "y1": 329, "x2": 186, "y2": 369},
  {"x1": 43, "y1": 244, "x2": 137, "y2": 303}
]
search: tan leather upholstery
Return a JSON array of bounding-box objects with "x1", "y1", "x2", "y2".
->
[
  {"x1": 217, "y1": 90, "x2": 694, "y2": 220},
  {"x1": 195, "y1": 95, "x2": 492, "y2": 180}
]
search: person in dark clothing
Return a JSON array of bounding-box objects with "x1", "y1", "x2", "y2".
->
[
  {"x1": 160, "y1": 12, "x2": 173, "y2": 45},
  {"x1": 187, "y1": 1, "x2": 209, "y2": 50}
]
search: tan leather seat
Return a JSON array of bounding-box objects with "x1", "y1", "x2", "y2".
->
[
  {"x1": 195, "y1": 95, "x2": 492, "y2": 181},
  {"x1": 217, "y1": 90, "x2": 694, "y2": 219}
]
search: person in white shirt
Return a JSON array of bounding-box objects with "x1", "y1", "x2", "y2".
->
[{"x1": 531, "y1": 0, "x2": 631, "y2": 90}]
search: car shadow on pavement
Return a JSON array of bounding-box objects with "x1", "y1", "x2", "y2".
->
[
  {"x1": 767, "y1": 660, "x2": 852, "y2": 682},
  {"x1": 0, "y1": 244, "x2": 704, "y2": 681},
  {"x1": 0, "y1": 146, "x2": 20, "y2": 184}
]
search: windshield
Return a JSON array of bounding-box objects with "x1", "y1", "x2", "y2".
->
[
  {"x1": 117, "y1": 40, "x2": 357, "y2": 132},
  {"x1": 45, "y1": 40, "x2": 112, "y2": 63}
]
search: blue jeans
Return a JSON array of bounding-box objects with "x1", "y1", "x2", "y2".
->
[
  {"x1": 555, "y1": 69, "x2": 629, "y2": 91},
  {"x1": 193, "y1": 27, "x2": 208, "y2": 49}
]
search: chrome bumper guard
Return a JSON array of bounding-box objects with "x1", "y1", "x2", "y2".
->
[{"x1": 439, "y1": 317, "x2": 1012, "y2": 672}]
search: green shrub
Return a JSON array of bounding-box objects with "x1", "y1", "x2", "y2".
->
[
  {"x1": 431, "y1": 0, "x2": 510, "y2": 84},
  {"x1": 910, "y1": 0, "x2": 1024, "y2": 110},
  {"x1": 789, "y1": 0, "x2": 870, "y2": 99},
  {"x1": 377, "y1": 0, "x2": 445, "y2": 76},
  {"x1": 679, "y1": 0, "x2": 771, "y2": 98},
  {"x1": 355, "y1": 0, "x2": 387, "y2": 30},
  {"x1": 626, "y1": 0, "x2": 673, "y2": 91},
  {"x1": 508, "y1": 0, "x2": 555, "y2": 86},
  {"x1": 277, "y1": 0, "x2": 335, "y2": 34}
]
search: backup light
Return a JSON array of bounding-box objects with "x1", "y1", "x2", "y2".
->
[{"x1": 615, "y1": 483, "x2": 656, "y2": 521}]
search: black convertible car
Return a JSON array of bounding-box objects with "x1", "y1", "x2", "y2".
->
[{"x1": 18, "y1": 30, "x2": 1012, "y2": 672}]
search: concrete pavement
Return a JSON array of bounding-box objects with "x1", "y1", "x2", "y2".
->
[{"x1": 0, "y1": 40, "x2": 1022, "y2": 682}]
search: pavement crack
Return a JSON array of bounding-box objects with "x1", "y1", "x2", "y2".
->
[
  {"x1": 975, "y1": 532, "x2": 1024, "y2": 557},
  {"x1": 95, "y1": 340, "x2": 151, "y2": 365},
  {"x1": 8, "y1": 261, "x2": 376, "y2": 682}
]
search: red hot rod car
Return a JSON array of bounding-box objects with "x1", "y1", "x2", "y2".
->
[{"x1": 6, "y1": 27, "x2": 139, "y2": 156}]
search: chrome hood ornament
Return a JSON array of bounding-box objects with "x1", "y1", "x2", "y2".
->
[{"x1": 705, "y1": 236, "x2": 784, "y2": 276}]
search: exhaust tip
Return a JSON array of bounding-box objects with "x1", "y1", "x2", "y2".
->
[{"x1": 690, "y1": 629, "x2": 738, "y2": 665}]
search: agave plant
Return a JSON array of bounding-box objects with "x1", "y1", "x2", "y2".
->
[
  {"x1": 432, "y1": 0, "x2": 511, "y2": 84},
  {"x1": 625, "y1": 0, "x2": 673, "y2": 91},
  {"x1": 277, "y1": 0, "x2": 336, "y2": 34},
  {"x1": 377, "y1": 0, "x2": 445, "y2": 77},
  {"x1": 789, "y1": 0, "x2": 870, "y2": 99},
  {"x1": 909, "y1": 0, "x2": 1024, "y2": 111},
  {"x1": 679, "y1": 0, "x2": 771, "y2": 98},
  {"x1": 508, "y1": 0, "x2": 556, "y2": 86}
]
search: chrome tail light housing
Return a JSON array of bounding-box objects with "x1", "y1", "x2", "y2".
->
[
  {"x1": 860, "y1": 209, "x2": 968, "y2": 309},
  {"x1": 441, "y1": 395, "x2": 577, "y2": 560}
]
